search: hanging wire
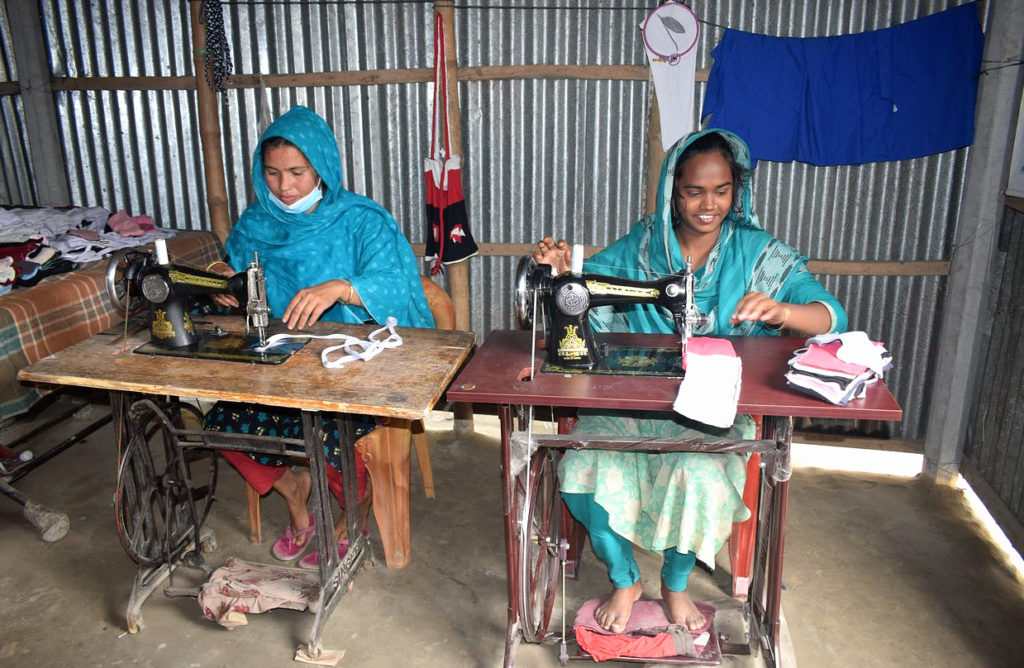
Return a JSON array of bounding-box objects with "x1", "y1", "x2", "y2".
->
[{"x1": 200, "y1": 0, "x2": 233, "y2": 93}]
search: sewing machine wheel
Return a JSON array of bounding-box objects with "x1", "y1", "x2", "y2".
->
[
  {"x1": 115, "y1": 401, "x2": 217, "y2": 565},
  {"x1": 514, "y1": 255, "x2": 538, "y2": 329},
  {"x1": 105, "y1": 248, "x2": 148, "y2": 315},
  {"x1": 517, "y1": 448, "x2": 563, "y2": 643}
]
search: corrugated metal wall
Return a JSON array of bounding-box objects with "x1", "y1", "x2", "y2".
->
[
  {"x1": 0, "y1": 4, "x2": 34, "y2": 206},
  {"x1": 0, "y1": 0, "x2": 989, "y2": 440},
  {"x1": 964, "y1": 204, "x2": 1024, "y2": 536}
]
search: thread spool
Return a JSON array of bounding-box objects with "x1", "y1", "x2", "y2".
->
[
  {"x1": 571, "y1": 244, "x2": 584, "y2": 274},
  {"x1": 154, "y1": 238, "x2": 169, "y2": 265}
]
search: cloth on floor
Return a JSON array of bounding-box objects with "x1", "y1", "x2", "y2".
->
[
  {"x1": 574, "y1": 598, "x2": 715, "y2": 662},
  {"x1": 784, "y1": 332, "x2": 892, "y2": 406},
  {"x1": 198, "y1": 557, "x2": 322, "y2": 630},
  {"x1": 673, "y1": 337, "x2": 742, "y2": 428}
]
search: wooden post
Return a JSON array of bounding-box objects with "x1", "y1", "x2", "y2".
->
[
  {"x1": 435, "y1": 1, "x2": 474, "y2": 432},
  {"x1": 645, "y1": 86, "x2": 666, "y2": 216},
  {"x1": 7, "y1": 2, "x2": 70, "y2": 206},
  {"x1": 189, "y1": 1, "x2": 231, "y2": 243}
]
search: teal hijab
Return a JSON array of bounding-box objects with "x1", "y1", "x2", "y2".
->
[
  {"x1": 226, "y1": 106, "x2": 433, "y2": 328},
  {"x1": 587, "y1": 128, "x2": 837, "y2": 336}
]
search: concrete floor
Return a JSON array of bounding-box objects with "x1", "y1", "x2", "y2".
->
[{"x1": 1, "y1": 392, "x2": 1023, "y2": 668}]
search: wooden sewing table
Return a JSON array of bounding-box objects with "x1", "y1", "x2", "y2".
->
[
  {"x1": 18, "y1": 315, "x2": 476, "y2": 661},
  {"x1": 446, "y1": 330, "x2": 902, "y2": 667}
]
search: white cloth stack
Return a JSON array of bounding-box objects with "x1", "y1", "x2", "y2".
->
[{"x1": 673, "y1": 337, "x2": 742, "y2": 428}]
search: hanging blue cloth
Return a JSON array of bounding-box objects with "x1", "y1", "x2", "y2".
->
[
  {"x1": 226, "y1": 106, "x2": 433, "y2": 328},
  {"x1": 702, "y1": 2, "x2": 984, "y2": 166}
]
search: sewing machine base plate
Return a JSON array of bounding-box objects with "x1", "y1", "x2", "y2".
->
[
  {"x1": 542, "y1": 344, "x2": 684, "y2": 377},
  {"x1": 134, "y1": 331, "x2": 308, "y2": 365}
]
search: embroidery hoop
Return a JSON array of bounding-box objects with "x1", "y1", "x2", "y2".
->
[{"x1": 642, "y1": 1, "x2": 700, "y2": 65}]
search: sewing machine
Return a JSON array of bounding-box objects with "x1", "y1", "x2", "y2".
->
[
  {"x1": 104, "y1": 241, "x2": 300, "y2": 364},
  {"x1": 513, "y1": 249, "x2": 706, "y2": 374}
]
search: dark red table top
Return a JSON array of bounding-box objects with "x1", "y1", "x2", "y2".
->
[{"x1": 447, "y1": 330, "x2": 902, "y2": 421}]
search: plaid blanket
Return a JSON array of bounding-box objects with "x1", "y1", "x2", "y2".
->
[{"x1": 0, "y1": 231, "x2": 223, "y2": 421}]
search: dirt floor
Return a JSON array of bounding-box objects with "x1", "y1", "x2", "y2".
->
[{"x1": 1, "y1": 392, "x2": 1023, "y2": 667}]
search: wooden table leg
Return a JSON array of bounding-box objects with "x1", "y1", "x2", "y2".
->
[{"x1": 356, "y1": 419, "x2": 412, "y2": 569}]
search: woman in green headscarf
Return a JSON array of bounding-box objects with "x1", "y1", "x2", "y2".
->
[
  {"x1": 534, "y1": 129, "x2": 846, "y2": 633},
  {"x1": 204, "y1": 106, "x2": 433, "y2": 569}
]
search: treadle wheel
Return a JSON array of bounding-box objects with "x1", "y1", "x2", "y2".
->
[
  {"x1": 115, "y1": 401, "x2": 217, "y2": 565},
  {"x1": 517, "y1": 448, "x2": 563, "y2": 643}
]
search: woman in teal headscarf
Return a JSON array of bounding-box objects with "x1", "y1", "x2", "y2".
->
[
  {"x1": 205, "y1": 106, "x2": 433, "y2": 569},
  {"x1": 534, "y1": 129, "x2": 846, "y2": 634}
]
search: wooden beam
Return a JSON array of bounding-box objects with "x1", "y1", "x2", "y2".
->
[
  {"x1": 44, "y1": 63, "x2": 708, "y2": 93},
  {"x1": 190, "y1": 1, "x2": 231, "y2": 243},
  {"x1": 409, "y1": 242, "x2": 953, "y2": 277},
  {"x1": 0, "y1": 82, "x2": 20, "y2": 96}
]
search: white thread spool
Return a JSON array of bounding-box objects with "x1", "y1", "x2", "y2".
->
[
  {"x1": 154, "y1": 238, "x2": 169, "y2": 265},
  {"x1": 571, "y1": 244, "x2": 584, "y2": 274}
]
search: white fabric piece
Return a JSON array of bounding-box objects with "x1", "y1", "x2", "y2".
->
[
  {"x1": 255, "y1": 317, "x2": 403, "y2": 368},
  {"x1": 673, "y1": 353, "x2": 742, "y2": 429},
  {"x1": 806, "y1": 331, "x2": 890, "y2": 376},
  {"x1": 640, "y1": 3, "x2": 699, "y2": 150}
]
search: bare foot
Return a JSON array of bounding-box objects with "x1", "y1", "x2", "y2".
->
[
  {"x1": 273, "y1": 468, "x2": 312, "y2": 540},
  {"x1": 594, "y1": 580, "x2": 643, "y2": 633},
  {"x1": 661, "y1": 583, "x2": 706, "y2": 631}
]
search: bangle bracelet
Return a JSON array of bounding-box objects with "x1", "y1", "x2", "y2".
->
[
  {"x1": 767, "y1": 306, "x2": 791, "y2": 331},
  {"x1": 339, "y1": 282, "x2": 352, "y2": 304},
  {"x1": 206, "y1": 261, "x2": 225, "y2": 272}
]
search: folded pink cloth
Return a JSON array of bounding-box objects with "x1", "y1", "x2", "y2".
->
[
  {"x1": 574, "y1": 598, "x2": 716, "y2": 662},
  {"x1": 793, "y1": 340, "x2": 870, "y2": 376},
  {"x1": 107, "y1": 210, "x2": 145, "y2": 237}
]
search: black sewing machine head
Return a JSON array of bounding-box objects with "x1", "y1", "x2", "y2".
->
[
  {"x1": 105, "y1": 246, "x2": 267, "y2": 350},
  {"x1": 514, "y1": 255, "x2": 706, "y2": 372}
]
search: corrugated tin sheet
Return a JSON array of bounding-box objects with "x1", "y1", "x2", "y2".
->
[
  {"x1": 0, "y1": 0, "x2": 990, "y2": 439},
  {"x1": 964, "y1": 205, "x2": 1024, "y2": 533}
]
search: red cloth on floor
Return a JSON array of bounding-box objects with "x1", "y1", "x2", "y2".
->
[{"x1": 574, "y1": 598, "x2": 715, "y2": 662}]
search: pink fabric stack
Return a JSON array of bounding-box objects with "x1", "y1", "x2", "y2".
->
[{"x1": 784, "y1": 332, "x2": 892, "y2": 406}]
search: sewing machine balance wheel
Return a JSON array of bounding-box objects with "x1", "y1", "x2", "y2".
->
[
  {"x1": 115, "y1": 400, "x2": 217, "y2": 566},
  {"x1": 105, "y1": 247, "x2": 148, "y2": 315},
  {"x1": 514, "y1": 255, "x2": 539, "y2": 328},
  {"x1": 516, "y1": 448, "x2": 564, "y2": 644}
]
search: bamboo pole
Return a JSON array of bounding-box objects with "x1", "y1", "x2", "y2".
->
[
  {"x1": 189, "y1": 1, "x2": 231, "y2": 243},
  {"x1": 435, "y1": 1, "x2": 474, "y2": 431}
]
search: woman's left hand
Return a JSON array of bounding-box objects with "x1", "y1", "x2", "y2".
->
[
  {"x1": 283, "y1": 279, "x2": 349, "y2": 330},
  {"x1": 730, "y1": 291, "x2": 789, "y2": 327}
]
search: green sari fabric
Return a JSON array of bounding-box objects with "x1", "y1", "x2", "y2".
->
[{"x1": 559, "y1": 129, "x2": 847, "y2": 566}]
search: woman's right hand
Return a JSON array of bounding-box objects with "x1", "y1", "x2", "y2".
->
[
  {"x1": 206, "y1": 261, "x2": 240, "y2": 308},
  {"x1": 532, "y1": 236, "x2": 572, "y2": 275}
]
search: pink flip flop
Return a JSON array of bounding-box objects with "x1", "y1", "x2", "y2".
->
[
  {"x1": 271, "y1": 512, "x2": 315, "y2": 561},
  {"x1": 298, "y1": 529, "x2": 370, "y2": 570}
]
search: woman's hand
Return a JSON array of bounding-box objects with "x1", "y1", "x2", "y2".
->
[
  {"x1": 731, "y1": 292, "x2": 832, "y2": 334},
  {"x1": 283, "y1": 279, "x2": 353, "y2": 330},
  {"x1": 207, "y1": 261, "x2": 240, "y2": 309},
  {"x1": 532, "y1": 236, "x2": 572, "y2": 275},
  {"x1": 730, "y1": 292, "x2": 789, "y2": 327}
]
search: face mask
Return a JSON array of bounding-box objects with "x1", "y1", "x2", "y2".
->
[{"x1": 269, "y1": 178, "x2": 323, "y2": 214}]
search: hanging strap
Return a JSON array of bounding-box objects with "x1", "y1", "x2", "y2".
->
[{"x1": 430, "y1": 12, "x2": 451, "y2": 165}]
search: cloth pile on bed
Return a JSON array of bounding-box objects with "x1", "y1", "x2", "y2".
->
[
  {"x1": 784, "y1": 331, "x2": 893, "y2": 406},
  {"x1": 0, "y1": 206, "x2": 175, "y2": 294}
]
